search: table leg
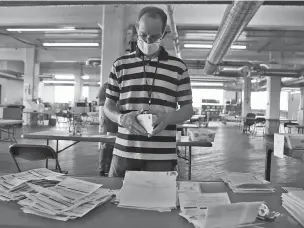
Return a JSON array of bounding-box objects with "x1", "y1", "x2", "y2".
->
[
  {"x1": 265, "y1": 147, "x2": 273, "y2": 182},
  {"x1": 56, "y1": 140, "x2": 59, "y2": 169},
  {"x1": 188, "y1": 146, "x2": 192, "y2": 180},
  {"x1": 46, "y1": 140, "x2": 49, "y2": 146}
]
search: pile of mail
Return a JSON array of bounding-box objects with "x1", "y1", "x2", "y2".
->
[
  {"x1": 0, "y1": 168, "x2": 114, "y2": 221},
  {"x1": 0, "y1": 168, "x2": 65, "y2": 201},
  {"x1": 223, "y1": 172, "x2": 275, "y2": 193},
  {"x1": 178, "y1": 182, "x2": 263, "y2": 228},
  {"x1": 116, "y1": 171, "x2": 177, "y2": 211},
  {"x1": 281, "y1": 187, "x2": 304, "y2": 227}
]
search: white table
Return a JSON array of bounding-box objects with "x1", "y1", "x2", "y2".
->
[{"x1": 0, "y1": 119, "x2": 23, "y2": 143}]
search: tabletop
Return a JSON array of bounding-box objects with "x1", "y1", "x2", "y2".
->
[
  {"x1": 22, "y1": 130, "x2": 211, "y2": 147},
  {"x1": 0, "y1": 119, "x2": 23, "y2": 126},
  {"x1": 22, "y1": 130, "x2": 116, "y2": 143},
  {"x1": 0, "y1": 175, "x2": 301, "y2": 228}
]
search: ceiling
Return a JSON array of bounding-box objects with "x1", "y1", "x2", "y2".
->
[{"x1": 0, "y1": 3, "x2": 304, "y2": 89}]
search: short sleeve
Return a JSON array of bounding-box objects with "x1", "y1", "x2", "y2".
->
[
  {"x1": 177, "y1": 69, "x2": 193, "y2": 106},
  {"x1": 106, "y1": 64, "x2": 120, "y2": 102}
]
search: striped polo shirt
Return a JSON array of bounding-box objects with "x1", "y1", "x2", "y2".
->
[{"x1": 106, "y1": 46, "x2": 192, "y2": 160}]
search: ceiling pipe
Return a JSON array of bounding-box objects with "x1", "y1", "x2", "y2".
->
[
  {"x1": 166, "y1": 5, "x2": 182, "y2": 59},
  {"x1": 204, "y1": 0, "x2": 263, "y2": 75}
]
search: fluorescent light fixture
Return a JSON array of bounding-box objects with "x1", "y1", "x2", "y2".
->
[
  {"x1": 54, "y1": 74, "x2": 75, "y2": 80},
  {"x1": 184, "y1": 44, "x2": 213, "y2": 49},
  {"x1": 191, "y1": 82, "x2": 223, "y2": 87},
  {"x1": 184, "y1": 44, "x2": 246, "y2": 50},
  {"x1": 53, "y1": 60, "x2": 78, "y2": 63},
  {"x1": 43, "y1": 80, "x2": 76, "y2": 84},
  {"x1": 43, "y1": 42, "x2": 99, "y2": 47},
  {"x1": 7, "y1": 27, "x2": 75, "y2": 32},
  {"x1": 81, "y1": 75, "x2": 90, "y2": 80}
]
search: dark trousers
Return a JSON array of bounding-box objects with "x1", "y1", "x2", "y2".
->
[
  {"x1": 98, "y1": 143, "x2": 114, "y2": 173},
  {"x1": 108, "y1": 155, "x2": 177, "y2": 177}
]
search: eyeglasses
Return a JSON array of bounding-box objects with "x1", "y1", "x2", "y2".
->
[{"x1": 138, "y1": 34, "x2": 163, "y2": 44}]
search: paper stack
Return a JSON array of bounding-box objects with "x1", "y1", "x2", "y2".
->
[
  {"x1": 177, "y1": 182, "x2": 263, "y2": 228},
  {"x1": 223, "y1": 172, "x2": 275, "y2": 193},
  {"x1": 117, "y1": 171, "x2": 177, "y2": 211},
  {"x1": 281, "y1": 187, "x2": 304, "y2": 227},
  {"x1": 0, "y1": 168, "x2": 65, "y2": 201},
  {"x1": 0, "y1": 169, "x2": 114, "y2": 221},
  {"x1": 18, "y1": 177, "x2": 114, "y2": 221}
]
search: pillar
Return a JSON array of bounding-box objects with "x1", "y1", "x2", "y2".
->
[
  {"x1": 242, "y1": 76, "x2": 251, "y2": 116},
  {"x1": 74, "y1": 72, "x2": 83, "y2": 102},
  {"x1": 33, "y1": 63, "x2": 40, "y2": 99},
  {"x1": 265, "y1": 77, "x2": 281, "y2": 135},
  {"x1": 296, "y1": 88, "x2": 304, "y2": 125},
  {"x1": 99, "y1": 5, "x2": 126, "y2": 133}
]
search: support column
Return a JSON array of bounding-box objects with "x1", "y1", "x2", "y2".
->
[
  {"x1": 265, "y1": 77, "x2": 281, "y2": 135},
  {"x1": 242, "y1": 76, "x2": 251, "y2": 116},
  {"x1": 74, "y1": 68, "x2": 83, "y2": 102},
  {"x1": 297, "y1": 88, "x2": 304, "y2": 125},
  {"x1": 99, "y1": 5, "x2": 126, "y2": 133},
  {"x1": 33, "y1": 63, "x2": 40, "y2": 99}
]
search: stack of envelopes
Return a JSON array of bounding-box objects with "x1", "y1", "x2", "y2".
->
[
  {"x1": 117, "y1": 171, "x2": 178, "y2": 211},
  {"x1": 223, "y1": 172, "x2": 275, "y2": 193}
]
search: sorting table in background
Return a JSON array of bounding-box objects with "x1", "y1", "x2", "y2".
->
[
  {"x1": 0, "y1": 119, "x2": 23, "y2": 143},
  {"x1": 22, "y1": 130, "x2": 212, "y2": 180},
  {"x1": 0, "y1": 174, "x2": 302, "y2": 228}
]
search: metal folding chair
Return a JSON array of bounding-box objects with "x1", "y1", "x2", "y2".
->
[{"x1": 9, "y1": 144, "x2": 62, "y2": 173}]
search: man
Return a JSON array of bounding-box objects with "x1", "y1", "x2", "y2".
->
[
  {"x1": 104, "y1": 6, "x2": 193, "y2": 177},
  {"x1": 96, "y1": 82, "x2": 118, "y2": 176}
]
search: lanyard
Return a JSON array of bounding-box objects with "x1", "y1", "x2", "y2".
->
[{"x1": 142, "y1": 56, "x2": 159, "y2": 110}]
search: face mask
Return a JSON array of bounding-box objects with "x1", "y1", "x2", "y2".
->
[{"x1": 137, "y1": 38, "x2": 160, "y2": 56}]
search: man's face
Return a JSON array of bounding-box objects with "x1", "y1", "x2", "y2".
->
[{"x1": 137, "y1": 14, "x2": 164, "y2": 44}]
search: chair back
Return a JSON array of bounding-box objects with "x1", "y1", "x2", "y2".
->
[
  {"x1": 9, "y1": 144, "x2": 57, "y2": 161},
  {"x1": 245, "y1": 113, "x2": 256, "y2": 125}
]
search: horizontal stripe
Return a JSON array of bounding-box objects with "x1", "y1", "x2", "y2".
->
[
  {"x1": 113, "y1": 149, "x2": 177, "y2": 160},
  {"x1": 107, "y1": 84, "x2": 120, "y2": 93},
  {"x1": 178, "y1": 100, "x2": 193, "y2": 106},
  {"x1": 121, "y1": 77, "x2": 178, "y2": 93},
  {"x1": 178, "y1": 83, "x2": 192, "y2": 92},
  {"x1": 117, "y1": 132, "x2": 176, "y2": 142},
  {"x1": 120, "y1": 90, "x2": 176, "y2": 103},
  {"x1": 118, "y1": 125, "x2": 176, "y2": 133},
  {"x1": 114, "y1": 143, "x2": 176, "y2": 154},
  {"x1": 119, "y1": 98, "x2": 177, "y2": 109},
  {"x1": 179, "y1": 77, "x2": 190, "y2": 85},
  {"x1": 178, "y1": 94, "x2": 193, "y2": 102},
  {"x1": 115, "y1": 60, "x2": 184, "y2": 75},
  {"x1": 116, "y1": 137, "x2": 176, "y2": 149},
  {"x1": 117, "y1": 68, "x2": 179, "y2": 85},
  {"x1": 105, "y1": 93, "x2": 119, "y2": 101},
  {"x1": 177, "y1": 89, "x2": 192, "y2": 97},
  {"x1": 120, "y1": 85, "x2": 177, "y2": 98},
  {"x1": 118, "y1": 104, "x2": 176, "y2": 114}
]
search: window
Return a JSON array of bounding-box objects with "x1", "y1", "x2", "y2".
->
[
  {"x1": 251, "y1": 91, "x2": 288, "y2": 111},
  {"x1": 54, "y1": 86, "x2": 74, "y2": 103}
]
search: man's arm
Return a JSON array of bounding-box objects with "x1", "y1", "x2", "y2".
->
[
  {"x1": 165, "y1": 103, "x2": 193, "y2": 125},
  {"x1": 104, "y1": 98, "x2": 120, "y2": 124}
]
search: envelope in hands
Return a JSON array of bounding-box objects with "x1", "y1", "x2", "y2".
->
[{"x1": 136, "y1": 114, "x2": 157, "y2": 134}]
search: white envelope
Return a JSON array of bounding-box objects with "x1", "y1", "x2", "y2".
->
[{"x1": 137, "y1": 114, "x2": 156, "y2": 134}]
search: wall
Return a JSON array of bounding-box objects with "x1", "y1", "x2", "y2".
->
[
  {"x1": 288, "y1": 92, "x2": 300, "y2": 119},
  {"x1": 0, "y1": 77, "x2": 23, "y2": 105}
]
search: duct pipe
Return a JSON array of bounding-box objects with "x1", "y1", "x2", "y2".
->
[
  {"x1": 259, "y1": 69, "x2": 301, "y2": 77},
  {"x1": 204, "y1": 0, "x2": 263, "y2": 75},
  {"x1": 167, "y1": 5, "x2": 182, "y2": 58}
]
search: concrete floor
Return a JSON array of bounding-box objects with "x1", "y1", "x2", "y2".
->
[{"x1": 1, "y1": 122, "x2": 304, "y2": 183}]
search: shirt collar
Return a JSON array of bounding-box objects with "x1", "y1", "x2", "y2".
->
[{"x1": 135, "y1": 46, "x2": 169, "y2": 61}]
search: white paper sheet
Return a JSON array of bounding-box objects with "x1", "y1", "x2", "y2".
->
[
  {"x1": 179, "y1": 192, "x2": 231, "y2": 212},
  {"x1": 274, "y1": 133, "x2": 285, "y2": 158},
  {"x1": 179, "y1": 182, "x2": 201, "y2": 193},
  {"x1": 204, "y1": 202, "x2": 262, "y2": 228}
]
